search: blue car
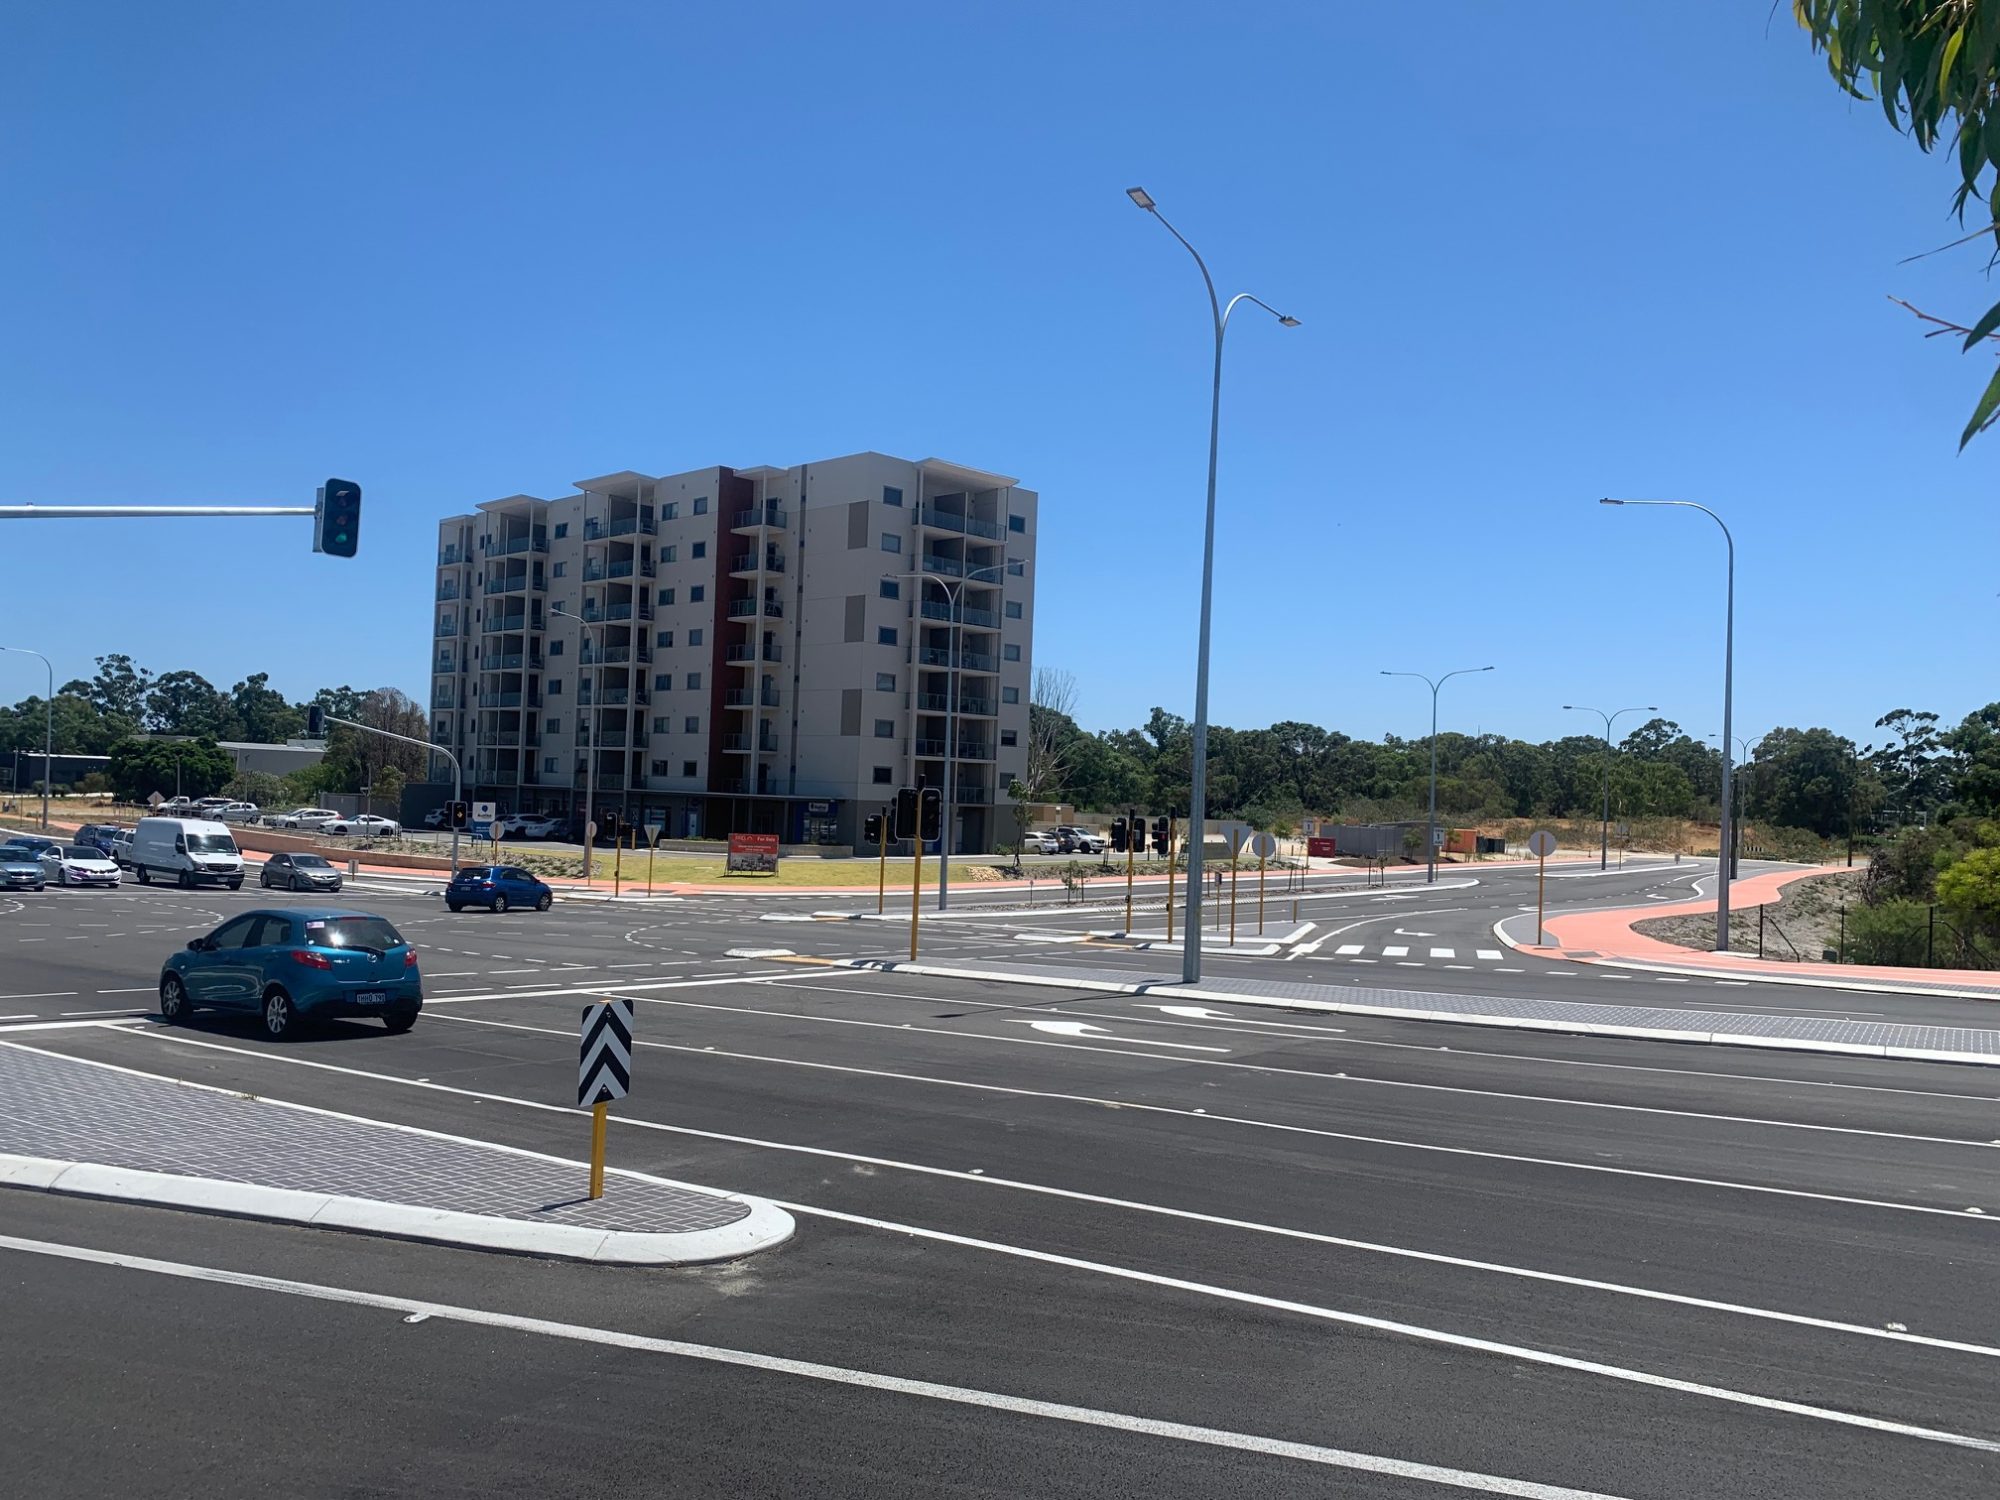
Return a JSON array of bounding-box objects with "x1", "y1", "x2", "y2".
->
[
  {"x1": 158, "y1": 907, "x2": 422, "y2": 1039},
  {"x1": 445, "y1": 864, "x2": 553, "y2": 913}
]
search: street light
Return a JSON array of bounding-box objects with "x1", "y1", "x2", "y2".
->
[
  {"x1": 1128, "y1": 186, "x2": 1300, "y2": 982},
  {"x1": 1602, "y1": 498, "x2": 1736, "y2": 952},
  {"x1": 550, "y1": 604, "x2": 605, "y2": 880},
  {"x1": 0, "y1": 645, "x2": 53, "y2": 830},
  {"x1": 1380, "y1": 666, "x2": 1494, "y2": 882},
  {"x1": 1562, "y1": 703, "x2": 1658, "y2": 870},
  {"x1": 895, "y1": 563, "x2": 1009, "y2": 910}
]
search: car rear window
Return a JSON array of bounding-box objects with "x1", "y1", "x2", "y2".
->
[
  {"x1": 455, "y1": 866, "x2": 495, "y2": 879},
  {"x1": 303, "y1": 916, "x2": 405, "y2": 951}
]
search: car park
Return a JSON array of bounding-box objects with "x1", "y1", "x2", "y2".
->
[
  {"x1": 129, "y1": 817, "x2": 245, "y2": 889},
  {"x1": 74, "y1": 823, "x2": 126, "y2": 856},
  {"x1": 259, "y1": 851, "x2": 343, "y2": 893},
  {"x1": 157, "y1": 907, "x2": 422, "y2": 1039},
  {"x1": 324, "y1": 813, "x2": 400, "y2": 837},
  {"x1": 41, "y1": 844, "x2": 121, "y2": 887},
  {"x1": 445, "y1": 864, "x2": 553, "y2": 913},
  {"x1": 0, "y1": 847, "x2": 45, "y2": 891}
]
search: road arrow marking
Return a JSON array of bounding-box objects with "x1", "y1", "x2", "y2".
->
[
  {"x1": 1392, "y1": 928, "x2": 1437, "y2": 938},
  {"x1": 1013, "y1": 1019, "x2": 1229, "y2": 1053}
]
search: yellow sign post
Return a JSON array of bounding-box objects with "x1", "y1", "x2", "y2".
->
[
  {"x1": 578, "y1": 997, "x2": 633, "y2": 1202},
  {"x1": 588, "y1": 1101, "x2": 609, "y2": 1200}
]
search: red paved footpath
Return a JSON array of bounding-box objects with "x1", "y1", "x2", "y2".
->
[{"x1": 1528, "y1": 864, "x2": 2000, "y2": 995}]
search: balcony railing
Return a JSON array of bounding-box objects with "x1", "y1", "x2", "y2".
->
[
  {"x1": 732, "y1": 506, "x2": 788, "y2": 530},
  {"x1": 957, "y1": 697, "x2": 996, "y2": 716},
  {"x1": 435, "y1": 618, "x2": 459, "y2": 637},
  {"x1": 726, "y1": 643, "x2": 783, "y2": 664},
  {"x1": 952, "y1": 786, "x2": 994, "y2": 805},
  {"x1": 731, "y1": 553, "x2": 786, "y2": 574},
  {"x1": 917, "y1": 694, "x2": 950, "y2": 713},
  {"x1": 955, "y1": 742, "x2": 994, "y2": 761},
  {"x1": 919, "y1": 601, "x2": 999, "y2": 629},
  {"x1": 438, "y1": 547, "x2": 461, "y2": 566},
  {"x1": 479, "y1": 692, "x2": 523, "y2": 708},
  {"x1": 724, "y1": 689, "x2": 754, "y2": 707},
  {"x1": 915, "y1": 738, "x2": 947, "y2": 757},
  {"x1": 722, "y1": 733, "x2": 752, "y2": 751},
  {"x1": 727, "y1": 598, "x2": 783, "y2": 619},
  {"x1": 496, "y1": 534, "x2": 547, "y2": 555},
  {"x1": 916, "y1": 505, "x2": 1003, "y2": 540},
  {"x1": 436, "y1": 584, "x2": 459, "y2": 601},
  {"x1": 918, "y1": 555, "x2": 962, "y2": 578},
  {"x1": 490, "y1": 653, "x2": 525, "y2": 670},
  {"x1": 434, "y1": 657, "x2": 457, "y2": 674}
]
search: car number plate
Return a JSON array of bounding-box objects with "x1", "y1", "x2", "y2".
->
[{"x1": 355, "y1": 991, "x2": 388, "y2": 1006}]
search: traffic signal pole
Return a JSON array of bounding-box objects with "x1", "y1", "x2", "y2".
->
[
  {"x1": 877, "y1": 813, "x2": 888, "y2": 915},
  {"x1": 324, "y1": 714, "x2": 462, "y2": 873},
  {"x1": 909, "y1": 828, "x2": 923, "y2": 963},
  {"x1": 1164, "y1": 817, "x2": 1177, "y2": 946},
  {"x1": 1124, "y1": 826, "x2": 1135, "y2": 933}
]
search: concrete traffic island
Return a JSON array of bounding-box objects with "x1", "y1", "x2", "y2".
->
[{"x1": 0, "y1": 1044, "x2": 793, "y2": 1265}]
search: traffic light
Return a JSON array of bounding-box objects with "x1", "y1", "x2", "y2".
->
[
  {"x1": 919, "y1": 787, "x2": 942, "y2": 843},
  {"x1": 449, "y1": 800, "x2": 469, "y2": 829},
  {"x1": 599, "y1": 810, "x2": 619, "y2": 845},
  {"x1": 306, "y1": 705, "x2": 326, "y2": 738},
  {"x1": 894, "y1": 787, "x2": 918, "y2": 842},
  {"x1": 1109, "y1": 818, "x2": 1128, "y2": 853},
  {"x1": 1152, "y1": 816, "x2": 1170, "y2": 856},
  {"x1": 314, "y1": 478, "x2": 361, "y2": 558},
  {"x1": 864, "y1": 813, "x2": 883, "y2": 846}
]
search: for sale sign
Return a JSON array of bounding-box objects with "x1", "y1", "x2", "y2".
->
[{"x1": 726, "y1": 832, "x2": 780, "y2": 874}]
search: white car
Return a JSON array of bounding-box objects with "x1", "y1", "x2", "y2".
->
[
  {"x1": 41, "y1": 844, "x2": 122, "y2": 888},
  {"x1": 1020, "y1": 830, "x2": 1059, "y2": 854},
  {"x1": 497, "y1": 814, "x2": 563, "y2": 839},
  {"x1": 107, "y1": 829, "x2": 136, "y2": 867},
  {"x1": 214, "y1": 801, "x2": 261, "y2": 823},
  {"x1": 324, "y1": 814, "x2": 401, "y2": 837},
  {"x1": 271, "y1": 807, "x2": 340, "y2": 829}
]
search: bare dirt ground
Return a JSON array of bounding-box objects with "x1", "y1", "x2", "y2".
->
[{"x1": 1633, "y1": 868, "x2": 1866, "y2": 961}]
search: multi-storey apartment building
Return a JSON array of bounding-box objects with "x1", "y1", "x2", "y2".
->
[{"x1": 430, "y1": 452, "x2": 1036, "y2": 852}]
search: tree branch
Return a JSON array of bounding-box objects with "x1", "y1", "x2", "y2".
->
[{"x1": 1888, "y1": 294, "x2": 2000, "y2": 344}]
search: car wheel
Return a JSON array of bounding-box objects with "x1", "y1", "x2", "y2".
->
[
  {"x1": 383, "y1": 1008, "x2": 418, "y2": 1034},
  {"x1": 137, "y1": 865, "x2": 151, "y2": 884},
  {"x1": 492, "y1": 893, "x2": 510, "y2": 913},
  {"x1": 535, "y1": 892, "x2": 552, "y2": 912},
  {"x1": 158, "y1": 974, "x2": 191, "y2": 1024},
  {"x1": 446, "y1": 901, "x2": 463, "y2": 912},
  {"x1": 177, "y1": 869, "x2": 193, "y2": 890},
  {"x1": 293, "y1": 873, "x2": 308, "y2": 891},
  {"x1": 261, "y1": 988, "x2": 297, "y2": 1041}
]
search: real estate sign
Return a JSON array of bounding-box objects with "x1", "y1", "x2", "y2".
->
[{"x1": 726, "y1": 832, "x2": 780, "y2": 875}]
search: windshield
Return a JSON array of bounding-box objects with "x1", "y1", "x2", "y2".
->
[
  {"x1": 303, "y1": 916, "x2": 404, "y2": 952},
  {"x1": 62, "y1": 847, "x2": 99, "y2": 859},
  {"x1": 0, "y1": 849, "x2": 37, "y2": 865},
  {"x1": 291, "y1": 854, "x2": 330, "y2": 869},
  {"x1": 186, "y1": 833, "x2": 238, "y2": 854}
]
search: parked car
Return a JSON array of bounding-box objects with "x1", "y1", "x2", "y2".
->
[
  {"x1": 269, "y1": 807, "x2": 340, "y2": 830},
  {"x1": 0, "y1": 847, "x2": 46, "y2": 891},
  {"x1": 1020, "y1": 830, "x2": 1059, "y2": 853},
  {"x1": 260, "y1": 851, "x2": 343, "y2": 893},
  {"x1": 156, "y1": 796, "x2": 200, "y2": 817},
  {"x1": 324, "y1": 813, "x2": 401, "y2": 837},
  {"x1": 214, "y1": 801, "x2": 261, "y2": 823},
  {"x1": 156, "y1": 907, "x2": 422, "y2": 1039},
  {"x1": 1055, "y1": 825, "x2": 1106, "y2": 854},
  {"x1": 445, "y1": 865, "x2": 553, "y2": 913},
  {"x1": 497, "y1": 813, "x2": 563, "y2": 839},
  {"x1": 107, "y1": 829, "x2": 136, "y2": 867},
  {"x1": 41, "y1": 844, "x2": 121, "y2": 888},
  {"x1": 73, "y1": 823, "x2": 126, "y2": 856},
  {"x1": 0, "y1": 834, "x2": 63, "y2": 861},
  {"x1": 195, "y1": 797, "x2": 231, "y2": 816},
  {"x1": 129, "y1": 817, "x2": 244, "y2": 889}
]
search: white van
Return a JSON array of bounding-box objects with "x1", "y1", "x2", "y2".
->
[{"x1": 130, "y1": 817, "x2": 245, "y2": 889}]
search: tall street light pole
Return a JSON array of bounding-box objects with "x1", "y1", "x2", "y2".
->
[
  {"x1": 551, "y1": 605, "x2": 604, "y2": 881},
  {"x1": 1562, "y1": 703, "x2": 1657, "y2": 869},
  {"x1": 0, "y1": 646, "x2": 54, "y2": 830},
  {"x1": 1127, "y1": 185, "x2": 1300, "y2": 983},
  {"x1": 1603, "y1": 498, "x2": 1735, "y2": 952},
  {"x1": 897, "y1": 563, "x2": 1008, "y2": 910},
  {"x1": 1380, "y1": 667, "x2": 1493, "y2": 883}
]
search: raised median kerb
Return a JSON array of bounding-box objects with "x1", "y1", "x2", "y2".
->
[
  {"x1": 1513, "y1": 866, "x2": 2000, "y2": 998},
  {"x1": 0, "y1": 1042, "x2": 793, "y2": 1264}
]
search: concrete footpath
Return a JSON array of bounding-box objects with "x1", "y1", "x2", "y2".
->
[
  {"x1": 813, "y1": 954, "x2": 2000, "y2": 1067},
  {"x1": 0, "y1": 1040, "x2": 793, "y2": 1263}
]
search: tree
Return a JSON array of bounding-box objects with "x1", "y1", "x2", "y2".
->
[
  {"x1": 1874, "y1": 708, "x2": 1947, "y2": 819},
  {"x1": 224, "y1": 770, "x2": 287, "y2": 808},
  {"x1": 107, "y1": 737, "x2": 233, "y2": 803},
  {"x1": 145, "y1": 670, "x2": 232, "y2": 737},
  {"x1": 1942, "y1": 702, "x2": 2000, "y2": 815},
  {"x1": 1936, "y1": 845, "x2": 2000, "y2": 947},
  {"x1": 228, "y1": 673, "x2": 303, "y2": 745},
  {"x1": 1796, "y1": 1, "x2": 2000, "y2": 445},
  {"x1": 83, "y1": 654, "x2": 152, "y2": 721},
  {"x1": 1014, "y1": 666, "x2": 1079, "y2": 813},
  {"x1": 369, "y1": 764, "x2": 408, "y2": 816}
]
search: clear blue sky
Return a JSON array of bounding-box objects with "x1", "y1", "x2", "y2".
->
[{"x1": 3, "y1": 2, "x2": 1992, "y2": 751}]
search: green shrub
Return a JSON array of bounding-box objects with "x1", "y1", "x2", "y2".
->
[{"x1": 1844, "y1": 900, "x2": 1931, "y2": 967}]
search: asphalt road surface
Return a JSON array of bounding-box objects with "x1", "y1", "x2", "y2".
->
[{"x1": 4, "y1": 867, "x2": 1998, "y2": 1497}]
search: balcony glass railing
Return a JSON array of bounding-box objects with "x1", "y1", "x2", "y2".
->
[
  {"x1": 723, "y1": 733, "x2": 751, "y2": 751},
  {"x1": 435, "y1": 618, "x2": 459, "y2": 637},
  {"x1": 918, "y1": 555, "x2": 962, "y2": 578},
  {"x1": 957, "y1": 697, "x2": 996, "y2": 716},
  {"x1": 731, "y1": 553, "x2": 786, "y2": 573},
  {"x1": 915, "y1": 506, "x2": 1004, "y2": 540},
  {"x1": 914, "y1": 739, "x2": 947, "y2": 757},
  {"x1": 438, "y1": 547, "x2": 461, "y2": 566},
  {"x1": 608, "y1": 559, "x2": 634, "y2": 578},
  {"x1": 479, "y1": 692, "x2": 523, "y2": 708},
  {"x1": 917, "y1": 693, "x2": 950, "y2": 712},
  {"x1": 732, "y1": 506, "x2": 788, "y2": 530},
  {"x1": 436, "y1": 585, "x2": 459, "y2": 601},
  {"x1": 955, "y1": 743, "x2": 994, "y2": 761},
  {"x1": 728, "y1": 598, "x2": 784, "y2": 620}
]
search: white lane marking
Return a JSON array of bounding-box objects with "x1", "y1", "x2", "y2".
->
[
  {"x1": 0, "y1": 992, "x2": 77, "y2": 1001},
  {"x1": 1382, "y1": 946, "x2": 1409, "y2": 957},
  {"x1": 57, "y1": 1008, "x2": 145, "y2": 1017},
  {"x1": 0, "y1": 1236, "x2": 1646, "y2": 1499},
  {"x1": 1430, "y1": 949, "x2": 1456, "y2": 960},
  {"x1": 425, "y1": 1011, "x2": 2000, "y2": 1359},
  {"x1": 1014, "y1": 1019, "x2": 1229, "y2": 1052},
  {"x1": 121, "y1": 1023, "x2": 1998, "y2": 1223},
  {"x1": 488, "y1": 968, "x2": 549, "y2": 975},
  {"x1": 95, "y1": 987, "x2": 155, "y2": 995},
  {"x1": 0, "y1": 1014, "x2": 37, "y2": 1022},
  {"x1": 1335, "y1": 944, "x2": 1365, "y2": 955},
  {"x1": 411, "y1": 971, "x2": 798, "y2": 1003},
  {"x1": 1477, "y1": 950, "x2": 1503, "y2": 961},
  {"x1": 1656, "y1": 978, "x2": 1690, "y2": 984}
]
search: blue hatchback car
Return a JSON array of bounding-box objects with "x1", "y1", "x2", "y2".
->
[
  {"x1": 158, "y1": 907, "x2": 422, "y2": 1040},
  {"x1": 445, "y1": 864, "x2": 553, "y2": 913}
]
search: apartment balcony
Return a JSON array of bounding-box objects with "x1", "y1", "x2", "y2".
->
[
  {"x1": 436, "y1": 583, "x2": 459, "y2": 602},
  {"x1": 914, "y1": 738, "x2": 947, "y2": 757},
  {"x1": 726, "y1": 643, "x2": 783, "y2": 665},
  {"x1": 724, "y1": 687, "x2": 783, "y2": 709},
  {"x1": 727, "y1": 598, "x2": 783, "y2": 620},
  {"x1": 488, "y1": 732, "x2": 521, "y2": 748},
  {"x1": 722, "y1": 733, "x2": 752, "y2": 752},
  {"x1": 730, "y1": 552, "x2": 786, "y2": 577},
  {"x1": 431, "y1": 690, "x2": 456, "y2": 710},
  {"x1": 918, "y1": 554, "x2": 964, "y2": 578},
  {"x1": 582, "y1": 647, "x2": 631, "y2": 665},
  {"x1": 916, "y1": 505, "x2": 1003, "y2": 540},
  {"x1": 919, "y1": 601, "x2": 999, "y2": 629},
  {"x1": 487, "y1": 653, "x2": 525, "y2": 670},
  {"x1": 952, "y1": 786, "x2": 995, "y2": 805},
  {"x1": 496, "y1": 534, "x2": 548, "y2": 555},
  {"x1": 435, "y1": 618, "x2": 461, "y2": 638},
  {"x1": 957, "y1": 697, "x2": 996, "y2": 717},
  {"x1": 437, "y1": 546, "x2": 462, "y2": 567},
  {"x1": 731, "y1": 505, "x2": 788, "y2": 534},
  {"x1": 955, "y1": 742, "x2": 994, "y2": 761},
  {"x1": 434, "y1": 655, "x2": 458, "y2": 674},
  {"x1": 917, "y1": 693, "x2": 950, "y2": 713},
  {"x1": 600, "y1": 689, "x2": 629, "y2": 706},
  {"x1": 479, "y1": 692, "x2": 523, "y2": 708}
]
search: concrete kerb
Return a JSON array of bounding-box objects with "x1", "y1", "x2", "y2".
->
[
  {"x1": 821, "y1": 957, "x2": 2000, "y2": 1068},
  {"x1": 0, "y1": 1153, "x2": 795, "y2": 1265}
]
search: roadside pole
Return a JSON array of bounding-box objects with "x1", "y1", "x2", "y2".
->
[
  {"x1": 578, "y1": 998, "x2": 633, "y2": 1202},
  {"x1": 1124, "y1": 818, "x2": 1135, "y2": 933},
  {"x1": 323, "y1": 713, "x2": 463, "y2": 874},
  {"x1": 1228, "y1": 832, "x2": 1243, "y2": 944},
  {"x1": 647, "y1": 824, "x2": 659, "y2": 896},
  {"x1": 1165, "y1": 817, "x2": 1177, "y2": 945},
  {"x1": 1528, "y1": 829, "x2": 1557, "y2": 945},
  {"x1": 1258, "y1": 854, "x2": 1266, "y2": 934},
  {"x1": 877, "y1": 814, "x2": 888, "y2": 916},
  {"x1": 613, "y1": 829, "x2": 623, "y2": 898},
  {"x1": 909, "y1": 832, "x2": 923, "y2": 963}
]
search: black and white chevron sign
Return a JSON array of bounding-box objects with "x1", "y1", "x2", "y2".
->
[{"x1": 578, "y1": 999, "x2": 634, "y2": 1107}]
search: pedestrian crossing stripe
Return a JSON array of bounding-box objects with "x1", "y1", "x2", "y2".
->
[{"x1": 579, "y1": 999, "x2": 634, "y2": 1107}]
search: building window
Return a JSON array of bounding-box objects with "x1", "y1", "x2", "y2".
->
[
  {"x1": 879, "y1": 533, "x2": 901, "y2": 554},
  {"x1": 655, "y1": 674, "x2": 672, "y2": 691},
  {"x1": 692, "y1": 541, "x2": 706, "y2": 559},
  {"x1": 1001, "y1": 729, "x2": 1017, "y2": 747},
  {"x1": 546, "y1": 716, "x2": 561, "y2": 733},
  {"x1": 1004, "y1": 643, "x2": 1021, "y2": 661},
  {"x1": 652, "y1": 759, "x2": 671, "y2": 776},
  {"x1": 879, "y1": 579, "x2": 899, "y2": 599},
  {"x1": 1008, "y1": 559, "x2": 1024, "y2": 576},
  {"x1": 873, "y1": 719, "x2": 895, "y2": 738},
  {"x1": 682, "y1": 760, "x2": 698, "y2": 777},
  {"x1": 689, "y1": 628, "x2": 703, "y2": 645},
  {"x1": 664, "y1": 502, "x2": 678, "y2": 520},
  {"x1": 872, "y1": 766, "x2": 893, "y2": 784},
  {"x1": 1003, "y1": 686, "x2": 1020, "y2": 704},
  {"x1": 1005, "y1": 601, "x2": 1023, "y2": 619},
  {"x1": 684, "y1": 716, "x2": 700, "y2": 733},
  {"x1": 686, "y1": 671, "x2": 701, "y2": 690},
  {"x1": 544, "y1": 756, "x2": 558, "y2": 773},
  {"x1": 877, "y1": 626, "x2": 897, "y2": 646},
  {"x1": 656, "y1": 630, "x2": 673, "y2": 647},
  {"x1": 550, "y1": 639, "x2": 565, "y2": 656},
  {"x1": 1009, "y1": 514, "x2": 1026, "y2": 533},
  {"x1": 662, "y1": 545, "x2": 677, "y2": 564},
  {"x1": 553, "y1": 561, "x2": 567, "y2": 577},
  {"x1": 693, "y1": 497, "x2": 708, "y2": 515},
  {"x1": 876, "y1": 672, "x2": 896, "y2": 692},
  {"x1": 554, "y1": 523, "x2": 568, "y2": 539},
  {"x1": 883, "y1": 486, "x2": 903, "y2": 507},
  {"x1": 690, "y1": 585, "x2": 705, "y2": 602},
  {"x1": 654, "y1": 716, "x2": 669, "y2": 733},
  {"x1": 549, "y1": 680, "x2": 563, "y2": 694}
]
